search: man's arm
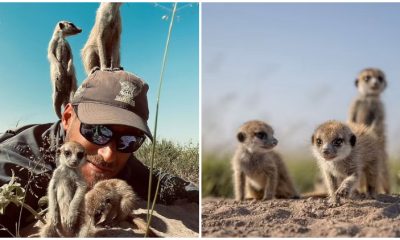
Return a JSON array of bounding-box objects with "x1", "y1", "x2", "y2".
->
[{"x1": 118, "y1": 156, "x2": 198, "y2": 205}]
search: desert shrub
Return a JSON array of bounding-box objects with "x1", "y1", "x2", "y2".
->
[
  {"x1": 135, "y1": 139, "x2": 199, "y2": 184},
  {"x1": 202, "y1": 154, "x2": 233, "y2": 198}
]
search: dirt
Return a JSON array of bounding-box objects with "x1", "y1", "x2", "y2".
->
[{"x1": 202, "y1": 195, "x2": 400, "y2": 237}]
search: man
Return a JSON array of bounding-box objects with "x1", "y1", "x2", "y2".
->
[{"x1": 0, "y1": 70, "x2": 198, "y2": 236}]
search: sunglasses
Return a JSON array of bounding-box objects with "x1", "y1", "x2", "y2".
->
[{"x1": 79, "y1": 122, "x2": 145, "y2": 153}]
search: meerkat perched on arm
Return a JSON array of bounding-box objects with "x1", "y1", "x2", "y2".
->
[
  {"x1": 348, "y1": 67, "x2": 390, "y2": 194},
  {"x1": 81, "y1": 3, "x2": 123, "y2": 74},
  {"x1": 232, "y1": 120, "x2": 299, "y2": 201},
  {"x1": 39, "y1": 141, "x2": 87, "y2": 237},
  {"x1": 311, "y1": 120, "x2": 383, "y2": 206},
  {"x1": 48, "y1": 21, "x2": 81, "y2": 119}
]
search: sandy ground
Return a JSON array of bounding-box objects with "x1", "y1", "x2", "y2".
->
[
  {"x1": 202, "y1": 194, "x2": 400, "y2": 237},
  {"x1": 24, "y1": 200, "x2": 199, "y2": 237}
]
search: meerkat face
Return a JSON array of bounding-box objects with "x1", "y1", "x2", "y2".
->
[
  {"x1": 311, "y1": 121, "x2": 356, "y2": 162},
  {"x1": 237, "y1": 120, "x2": 278, "y2": 153},
  {"x1": 57, "y1": 21, "x2": 82, "y2": 37},
  {"x1": 355, "y1": 68, "x2": 387, "y2": 96},
  {"x1": 58, "y1": 141, "x2": 86, "y2": 168}
]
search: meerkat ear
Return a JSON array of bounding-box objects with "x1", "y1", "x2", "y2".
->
[
  {"x1": 58, "y1": 22, "x2": 65, "y2": 29},
  {"x1": 350, "y1": 134, "x2": 356, "y2": 147},
  {"x1": 311, "y1": 134, "x2": 315, "y2": 145},
  {"x1": 355, "y1": 78, "x2": 359, "y2": 87},
  {"x1": 237, "y1": 132, "x2": 246, "y2": 142}
]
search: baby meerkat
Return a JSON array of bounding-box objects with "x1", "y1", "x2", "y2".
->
[
  {"x1": 232, "y1": 120, "x2": 299, "y2": 201},
  {"x1": 348, "y1": 67, "x2": 390, "y2": 193},
  {"x1": 48, "y1": 21, "x2": 82, "y2": 119},
  {"x1": 311, "y1": 120, "x2": 383, "y2": 206},
  {"x1": 81, "y1": 3, "x2": 123, "y2": 74},
  {"x1": 40, "y1": 141, "x2": 87, "y2": 237},
  {"x1": 79, "y1": 179, "x2": 156, "y2": 237}
]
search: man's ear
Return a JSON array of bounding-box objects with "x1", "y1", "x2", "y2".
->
[
  {"x1": 62, "y1": 103, "x2": 75, "y2": 130},
  {"x1": 237, "y1": 132, "x2": 245, "y2": 142},
  {"x1": 350, "y1": 134, "x2": 356, "y2": 147}
]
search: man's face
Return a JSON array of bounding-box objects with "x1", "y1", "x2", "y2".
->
[{"x1": 61, "y1": 104, "x2": 142, "y2": 187}]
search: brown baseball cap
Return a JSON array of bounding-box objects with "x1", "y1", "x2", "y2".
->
[{"x1": 71, "y1": 70, "x2": 153, "y2": 140}]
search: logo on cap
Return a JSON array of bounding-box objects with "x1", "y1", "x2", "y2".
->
[{"x1": 114, "y1": 79, "x2": 142, "y2": 107}]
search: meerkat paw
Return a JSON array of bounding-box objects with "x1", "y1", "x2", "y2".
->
[
  {"x1": 89, "y1": 66, "x2": 100, "y2": 74},
  {"x1": 112, "y1": 66, "x2": 124, "y2": 71},
  {"x1": 327, "y1": 197, "x2": 341, "y2": 207},
  {"x1": 262, "y1": 194, "x2": 274, "y2": 201},
  {"x1": 335, "y1": 185, "x2": 351, "y2": 199}
]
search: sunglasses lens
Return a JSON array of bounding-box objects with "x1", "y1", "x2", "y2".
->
[
  {"x1": 80, "y1": 123, "x2": 113, "y2": 145},
  {"x1": 117, "y1": 135, "x2": 144, "y2": 153}
]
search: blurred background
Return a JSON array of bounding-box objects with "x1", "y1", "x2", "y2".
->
[{"x1": 202, "y1": 3, "x2": 400, "y2": 197}]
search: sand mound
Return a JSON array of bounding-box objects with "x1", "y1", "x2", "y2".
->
[{"x1": 202, "y1": 194, "x2": 400, "y2": 237}]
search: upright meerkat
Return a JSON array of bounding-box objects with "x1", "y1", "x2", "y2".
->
[
  {"x1": 48, "y1": 21, "x2": 82, "y2": 119},
  {"x1": 348, "y1": 67, "x2": 390, "y2": 193},
  {"x1": 81, "y1": 3, "x2": 123, "y2": 74},
  {"x1": 80, "y1": 179, "x2": 156, "y2": 237},
  {"x1": 40, "y1": 141, "x2": 87, "y2": 237},
  {"x1": 311, "y1": 120, "x2": 383, "y2": 206},
  {"x1": 232, "y1": 120, "x2": 299, "y2": 201}
]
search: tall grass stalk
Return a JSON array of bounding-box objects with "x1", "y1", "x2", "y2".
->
[{"x1": 145, "y1": 2, "x2": 177, "y2": 237}]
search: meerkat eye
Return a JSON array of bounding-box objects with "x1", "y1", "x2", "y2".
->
[
  {"x1": 333, "y1": 138, "x2": 344, "y2": 146},
  {"x1": 364, "y1": 75, "x2": 371, "y2": 82},
  {"x1": 255, "y1": 132, "x2": 267, "y2": 140},
  {"x1": 377, "y1": 76, "x2": 384, "y2": 83},
  {"x1": 76, "y1": 152, "x2": 84, "y2": 160},
  {"x1": 64, "y1": 150, "x2": 71, "y2": 158},
  {"x1": 316, "y1": 138, "x2": 322, "y2": 146}
]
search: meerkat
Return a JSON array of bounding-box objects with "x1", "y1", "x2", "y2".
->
[
  {"x1": 81, "y1": 3, "x2": 123, "y2": 74},
  {"x1": 48, "y1": 21, "x2": 81, "y2": 119},
  {"x1": 311, "y1": 120, "x2": 384, "y2": 206},
  {"x1": 39, "y1": 141, "x2": 87, "y2": 237},
  {"x1": 232, "y1": 120, "x2": 299, "y2": 201},
  {"x1": 348, "y1": 67, "x2": 390, "y2": 193},
  {"x1": 79, "y1": 179, "x2": 157, "y2": 237}
]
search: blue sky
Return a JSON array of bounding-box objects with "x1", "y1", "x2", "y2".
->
[
  {"x1": 0, "y1": 2, "x2": 199, "y2": 144},
  {"x1": 202, "y1": 3, "x2": 400, "y2": 157}
]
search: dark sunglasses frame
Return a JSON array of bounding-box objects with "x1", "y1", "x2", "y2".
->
[{"x1": 73, "y1": 105, "x2": 145, "y2": 153}]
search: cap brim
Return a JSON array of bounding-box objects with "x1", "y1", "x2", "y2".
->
[{"x1": 77, "y1": 103, "x2": 153, "y2": 141}]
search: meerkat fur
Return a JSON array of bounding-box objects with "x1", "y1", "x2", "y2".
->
[
  {"x1": 311, "y1": 120, "x2": 384, "y2": 206},
  {"x1": 39, "y1": 141, "x2": 87, "y2": 237},
  {"x1": 232, "y1": 120, "x2": 299, "y2": 201},
  {"x1": 79, "y1": 179, "x2": 157, "y2": 237},
  {"x1": 48, "y1": 21, "x2": 81, "y2": 119},
  {"x1": 348, "y1": 67, "x2": 390, "y2": 193},
  {"x1": 81, "y1": 2, "x2": 123, "y2": 74}
]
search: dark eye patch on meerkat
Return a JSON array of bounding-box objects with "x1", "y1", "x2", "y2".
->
[
  {"x1": 64, "y1": 149, "x2": 72, "y2": 158},
  {"x1": 255, "y1": 131, "x2": 268, "y2": 140},
  {"x1": 364, "y1": 75, "x2": 371, "y2": 82},
  {"x1": 316, "y1": 138, "x2": 323, "y2": 146},
  {"x1": 76, "y1": 151, "x2": 84, "y2": 160},
  {"x1": 332, "y1": 138, "x2": 344, "y2": 147}
]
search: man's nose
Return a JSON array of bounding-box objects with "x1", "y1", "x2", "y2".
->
[{"x1": 97, "y1": 141, "x2": 117, "y2": 163}]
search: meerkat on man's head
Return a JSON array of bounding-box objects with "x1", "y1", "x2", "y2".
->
[
  {"x1": 232, "y1": 120, "x2": 299, "y2": 201},
  {"x1": 348, "y1": 67, "x2": 390, "y2": 194},
  {"x1": 81, "y1": 2, "x2": 123, "y2": 74},
  {"x1": 311, "y1": 120, "x2": 383, "y2": 206},
  {"x1": 40, "y1": 141, "x2": 87, "y2": 237},
  {"x1": 48, "y1": 21, "x2": 81, "y2": 119}
]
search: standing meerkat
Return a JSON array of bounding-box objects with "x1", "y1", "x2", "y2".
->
[
  {"x1": 232, "y1": 120, "x2": 299, "y2": 201},
  {"x1": 48, "y1": 21, "x2": 82, "y2": 119},
  {"x1": 311, "y1": 120, "x2": 383, "y2": 206},
  {"x1": 79, "y1": 179, "x2": 157, "y2": 237},
  {"x1": 348, "y1": 67, "x2": 390, "y2": 193},
  {"x1": 81, "y1": 3, "x2": 123, "y2": 74},
  {"x1": 39, "y1": 141, "x2": 87, "y2": 237}
]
